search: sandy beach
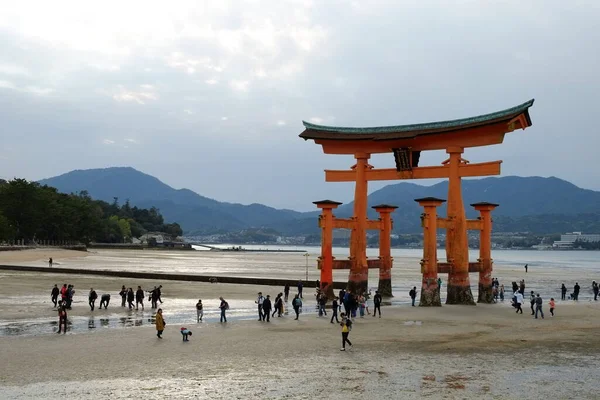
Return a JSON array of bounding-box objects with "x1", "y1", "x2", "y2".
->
[{"x1": 1, "y1": 248, "x2": 600, "y2": 399}]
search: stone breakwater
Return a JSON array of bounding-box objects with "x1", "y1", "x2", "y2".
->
[{"x1": 0, "y1": 264, "x2": 346, "y2": 289}]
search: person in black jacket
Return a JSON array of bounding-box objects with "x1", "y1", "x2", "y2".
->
[
  {"x1": 88, "y1": 288, "x2": 98, "y2": 311},
  {"x1": 119, "y1": 285, "x2": 127, "y2": 307},
  {"x1": 262, "y1": 295, "x2": 272, "y2": 322},
  {"x1": 135, "y1": 286, "x2": 145, "y2": 310},
  {"x1": 573, "y1": 282, "x2": 581, "y2": 301},
  {"x1": 99, "y1": 293, "x2": 111, "y2": 309},
  {"x1": 51, "y1": 284, "x2": 60, "y2": 308},
  {"x1": 272, "y1": 293, "x2": 283, "y2": 318},
  {"x1": 409, "y1": 287, "x2": 417, "y2": 307},
  {"x1": 373, "y1": 291, "x2": 382, "y2": 317},
  {"x1": 330, "y1": 297, "x2": 340, "y2": 323},
  {"x1": 561, "y1": 283, "x2": 567, "y2": 300},
  {"x1": 127, "y1": 288, "x2": 135, "y2": 309}
]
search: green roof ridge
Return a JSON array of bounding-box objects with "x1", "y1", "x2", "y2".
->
[{"x1": 302, "y1": 99, "x2": 534, "y2": 134}]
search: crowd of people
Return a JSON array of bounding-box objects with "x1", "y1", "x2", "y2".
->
[{"x1": 49, "y1": 276, "x2": 599, "y2": 347}]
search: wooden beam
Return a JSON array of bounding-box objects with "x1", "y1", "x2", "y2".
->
[
  {"x1": 436, "y1": 262, "x2": 481, "y2": 273},
  {"x1": 321, "y1": 218, "x2": 382, "y2": 230},
  {"x1": 325, "y1": 161, "x2": 502, "y2": 182},
  {"x1": 437, "y1": 218, "x2": 483, "y2": 230},
  {"x1": 466, "y1": 219, "x2": 483, "y2": 230},
  {"x1": 317, "y1": 258, "x2": 382, "y2": 270}
]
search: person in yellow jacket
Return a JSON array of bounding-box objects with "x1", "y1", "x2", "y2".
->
[
  {"x1": 339, "y1": 313, "x2": 353, "y2": 351},
  {"x1": 155, "y1": 308, "x2": 165, "y2": 338}
]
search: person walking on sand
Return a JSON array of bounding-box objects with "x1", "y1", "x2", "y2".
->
[
  {"x1": 409, "y1": 287, "x2": 418, "y2": 307},
  {"x1": 60, "y1": 284, "x2": 68, "y2": 303},
  {"x1": 135, "y1": 286, "x2": 145, "y2": 310},
  {"x1": 65, "y1": 285, "x2": 74, "y2": 309},
  {"x1": 284, "y1": 284, "x2": 290, "y2": 303},
  {"x1": 529, "y1": 291, "x2": 536, "y2": 315},
  {"x1": 51, "y1": 284, "x2": 60, "y2": 308},
  {"x1": 592, "y1": 281, "x2": 599, "y2": 301},
  {"x1": 358, "y1": 294, "x2": 366, "y2": 318},
  {"x1": 573, "y1": 282, "x2": 581, "y2": 301},
  {"x1": 57, "y1": 301, "x2": 68, "y2": 334},
  {"x1": 514, "y1": 291, "x2": 524, "y2": 314},
  {"x1": 88, "y1": 288, "x2": 98, "y2": 311},
  {"x1": 262, "y1": 295, "x2": 272, "y2": 322},
  {"x1": 373, "y1": 291, "x2": 382, "y2": 318},
  {"x1": 561, "y1": 283, "x2": 567, "y2": 301},
  {"x1": 549, "y1": 298, "x2": 555, "y2": 317},
  {"x1": 119, "y1": 285, "x2": 127, "y2": 307},
  {"x1": 519, "y1": 280, "x2": 525, "y2": 296},
  {"x1": 157, "y1": 285, "x2": 163, "y2": 304},
  {"x1": 126, "y1": 288, "x2": 134, "y2": 309},
  {"x1": 297, "y1": 281, "x2": 303, "y2": 299},
  {"x1": 292, "y1": 294, "x2": 302, "y2": 320},
  {"x1": 272, "y1": 294, "x2": 283, "y2": 318},
  {"x1": 318, "y1": 293, "x2": 327, "y2": 317},
  {"x1": 219, "y1": 297, "x2": 229, "y2": 323},
  {"x1": 364, "y1": 290, "x2": 371, "y2": 315},
  {"x1": 524, "y1": 264, "x2": 528, "y2": 273},
  {"x1": 149, "y1": 286, "x2": 159, "y2": 309},
  {"x1": 500, "y1": 284, "x2": 505, "y2": 302},
  {"x1": 196, "y1": 299, "x2": 203, "y2": 322},
  {"x1": 534, "y1": 293, "x2": 544, "y2": 319},
  {"x1": 339, "y1": 313, "x2": 353, "y2": 351},
  {"x1": 437, "y1": 277, "x2": 442, "y2": 295},
  {"x1": 49, "y1": 257, "x2": 53, "y2": 268},
  {"x1": 330, "y1": 297, "x2": 340, "y2": 323},
  {"x1": 256, "y1": 292, "x2": 265, "y2": 321},
  {"x1": 155, "y1": 308, "x2": 165, "y2": 338}
]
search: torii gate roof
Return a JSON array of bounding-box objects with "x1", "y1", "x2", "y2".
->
[{"x1": 300, "y1": 99, "x2": 534, "y2": 143}]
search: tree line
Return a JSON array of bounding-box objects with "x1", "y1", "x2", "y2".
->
[{"x1": 0, "y1": 178, "x2": 182, "y2": 244}]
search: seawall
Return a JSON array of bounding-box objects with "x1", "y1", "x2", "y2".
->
[{"x1": 0, "y1": 265, "x2": 346, "y2": 289}]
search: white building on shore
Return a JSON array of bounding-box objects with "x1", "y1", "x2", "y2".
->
[{"x1": 552, "y1": 232, "x2": 600, "y2": 249}]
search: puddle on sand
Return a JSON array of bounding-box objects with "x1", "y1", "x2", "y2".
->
[{"x1": 0, "y1": 299, "x2": 325, "y2": 337}]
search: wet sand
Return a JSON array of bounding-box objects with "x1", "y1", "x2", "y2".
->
[
  {"x1": 1, "y1": 249, "x2": 600, "y2": 398},
  {"x1": 1, "y1": 299, "x2": 599, "y2": 399}
]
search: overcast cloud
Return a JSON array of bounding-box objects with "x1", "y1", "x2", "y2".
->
[{"x1": 0, "y1": 0, "x2": 598, "y2": 211}]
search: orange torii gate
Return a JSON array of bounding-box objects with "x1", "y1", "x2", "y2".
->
[{"x1": 300, "y1": 99, "x2": 534, "y2": 305}]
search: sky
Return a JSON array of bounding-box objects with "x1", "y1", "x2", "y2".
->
[{"x1": 0, "y1": 0, "x2": 599, "y2": 211}]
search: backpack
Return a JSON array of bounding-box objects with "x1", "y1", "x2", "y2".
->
[
  {"x1": 345, "y1": 319, "x2": 353, "y2": 331},
  {"x1": 225, "y1": 302, "x2": 230, "y2": 310},
  {"x1": 535, "y1": 297, "x2": 542, "y2": 306}
]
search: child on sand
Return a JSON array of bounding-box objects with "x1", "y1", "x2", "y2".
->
[
  {"x1": 180, "y1": 327, "x2": 192, "y2": 341},
  {"x1": 549, "y1": 298, "x2": 555, "y2": 317}
]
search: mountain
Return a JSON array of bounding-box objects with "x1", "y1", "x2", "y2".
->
[
  {"x1": 38, "y1": 167, "x2": 600, "y2": 235},
  {"x1": 38, "y1": 167, "x2": 305, "y2": 233}
]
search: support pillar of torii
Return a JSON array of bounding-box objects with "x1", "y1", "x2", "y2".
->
[{"x1": 314, "y1": 201, "x2": 398, "y2": 298}]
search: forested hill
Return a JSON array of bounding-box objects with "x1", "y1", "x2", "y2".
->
[{"x1": 0, "y1": 178, "x2": 182, "y2": 244}]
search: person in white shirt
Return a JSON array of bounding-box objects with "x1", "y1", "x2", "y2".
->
[
  {"x1": 514, "y1": 291, "x2": 524, "y2": 314},
  {"x1": 255, "y1": 292, "x2": 265, "y2": 321}
]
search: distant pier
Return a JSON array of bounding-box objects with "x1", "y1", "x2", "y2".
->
[
  {"x1": 191, "y1": 244, "x2": 307, "y2": 253},
  {"x1": 0, "y1": 265, "x2": 344, "y2": 289}
]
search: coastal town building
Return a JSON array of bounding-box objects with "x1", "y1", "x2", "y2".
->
[{"x1": 553, "y1": 232, "x2": 600, "y2": 249}]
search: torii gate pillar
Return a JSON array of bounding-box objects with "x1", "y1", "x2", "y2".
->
[
  {"x1": 445, "y1": 146, "x2": 475, "y2": 305},
  {"x1": 472, "y1": 202, "x2": 499, "y2": 303},
  {"x1": 372, "y1": 204, "x2": 398, "y2": 297},
  {"x1": 348, "y1": 153, "x2": 371, "y2": 294},
  {"x1": 313, "y1": 200, "x2": 341, "y2": 298},
  {"x1": 416, "y1": 197, "x2": 445, "y2": 306}
]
